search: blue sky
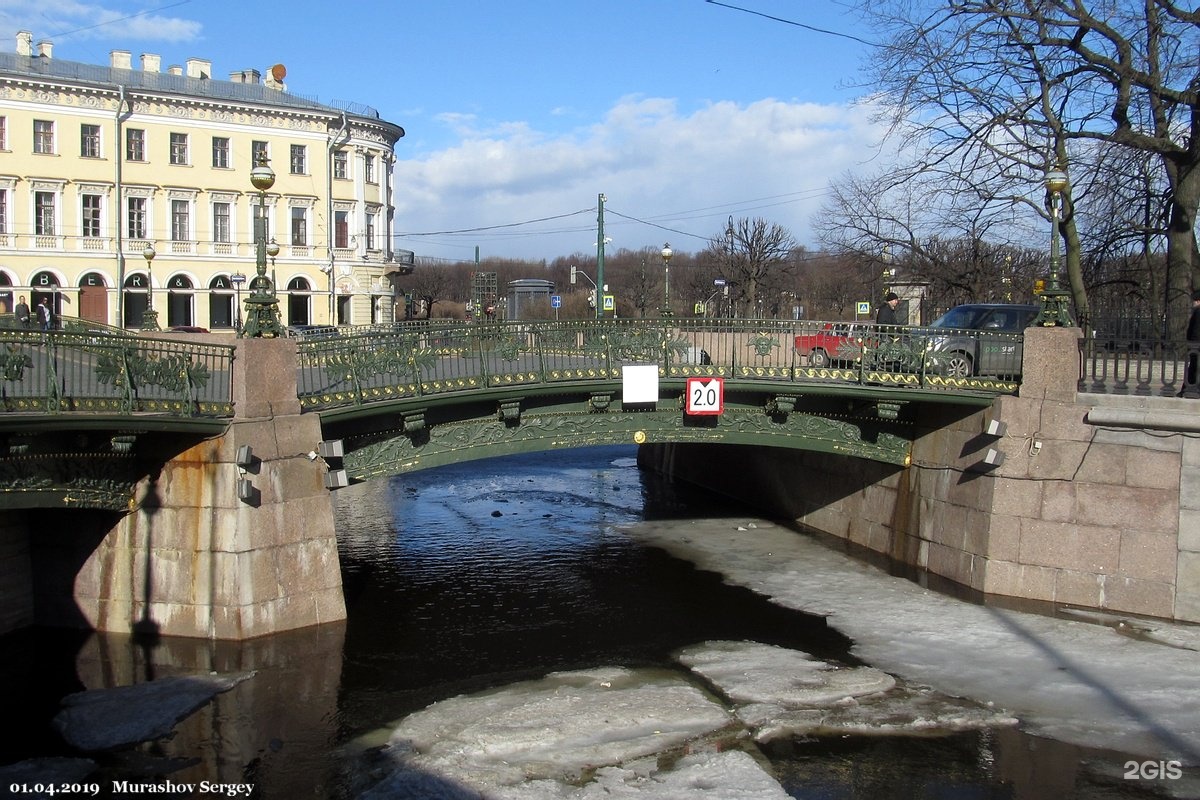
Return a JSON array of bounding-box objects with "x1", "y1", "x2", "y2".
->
[{"x1": 2, "y1": 1, "x2": 888, "y2": 262}]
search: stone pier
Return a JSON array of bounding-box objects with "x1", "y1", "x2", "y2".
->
[{"x1": 72, "y1": 338, "x2": 345, "y2": 639}]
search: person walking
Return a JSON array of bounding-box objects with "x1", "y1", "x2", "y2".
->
[
  {"x1": 36, "y1": 298, "x2": 51, "y2": 331},
  {"x1": 876, "y1": 292, "x2": 901, "y2": 327},
  {"x1": 1185, "y1": 290, "x2": 1200, "y2": 396},
  {"x1": 14, "y1": 295, "x2": 29, "y2": 328}
]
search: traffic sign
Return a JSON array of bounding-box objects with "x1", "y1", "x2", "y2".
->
[
  {"x1": 685, "y1": 376, "x2": 724, "y2": 416},
  {"x1": 550, "y1": 295, "x2": 561, "y2": 308},
  {"x1": 856, "y1": 301, "x2": 871, "y2": 316},
  {"x1": 603, "y1": 294, "x2": 615, "y2": 311}
]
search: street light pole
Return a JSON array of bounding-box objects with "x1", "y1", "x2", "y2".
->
[
  {"x1": 596, "y1": 193, "x2": 607, "y2": 319},
  {"x1": 242, "y1": 154, "x2": 285, "y2": 338},
  {"x1": 1034, "y1": 168, "x2": 1074, "y2": 327},
  {"x1": 230, "y1": 272, "x2": 246, "y2": 333},
  {"x1": 141, "y1": 243, "x2": 160, "y2": 331},
  {"x1": 660, "y1": 242, "x2": 672, "y2": 317}
]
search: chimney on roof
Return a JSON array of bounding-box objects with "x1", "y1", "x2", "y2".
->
[
  {"x1": 16, "y1": 31, "x2": 33, "y2": 57},
  {"x1": 110, "y1": 50, "x2": 132, "y2": 70},
  {"x1": 36, "y1": 40, "x2": 53, "y2": 58},
  {"x1": 229, "y1": 68, "x2": 261, "y2": 84},
  {"x1": 141, "y1": 53, "x2": 160, "y2": 73},
  {"x1": 168, "y1": 64, "x2": 183, "y2": 76},
  {"x1": 185, "y1": 58, "x2": 211, "y2": 79}
]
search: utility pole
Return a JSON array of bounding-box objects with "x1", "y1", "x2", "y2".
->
[{"x1": 596, "y1": 193, "x2": 606, "y2": 318}]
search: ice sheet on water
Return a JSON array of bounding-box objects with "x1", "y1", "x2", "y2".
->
[
  {"x1": 677, "y1": 640, "x2": 1016, "y2": 743},
  {"x1": 365, "y1": 666, "x2": 770, "y2": 798},
  {"x1": 624, "y1": 517, "x2": 1200, "y2": 762}
]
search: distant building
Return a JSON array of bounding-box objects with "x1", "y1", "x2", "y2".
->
[{"x1": 0, "y1": 31, "x2": 406, "y2": 330}]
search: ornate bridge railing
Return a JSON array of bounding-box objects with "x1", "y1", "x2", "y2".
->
[
  {"x1": 0, "y1": 324, "x2": 234, "y2": 417},
  {"x1": 297, "y1": 319, "x2": 1024, "y2": 412}
]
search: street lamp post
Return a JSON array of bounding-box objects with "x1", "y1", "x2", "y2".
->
[
  {"x1": 242, "y1": 154, "x2": 285, "y2": 338},
  {"x1": 660, "y1": 243, "x2": 673, "y2": 317},
  {"x1": 1034, "y1": 168, "x2": 1074, "y2": 327},
  {"x1": 141, "y1": 243, "x2": 160, "y2": 331},
  {"x1": 230, "y1": 272, "x2": 246, "y2": 332},
  {"x1": 725, "y1": 216, "x2": 735, "y2": 319}
]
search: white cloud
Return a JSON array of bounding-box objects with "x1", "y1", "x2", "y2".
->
[
  {"x1": 394, "y1": 95, "x2": 892, "y2": 261},
  {"x1": 0, "y1": 1, "x2": 201, "y2": 45}
]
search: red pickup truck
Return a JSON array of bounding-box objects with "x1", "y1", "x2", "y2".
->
[{"x1": 794, "y1": 323, "x2": 869, "y2": 367}]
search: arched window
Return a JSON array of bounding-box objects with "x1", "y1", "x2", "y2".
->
[
  {"x1": 122, "y1": 272, "x2": 150, "y2": 328},
  {"x1": 286, "y1": 276, "x2": 312, "y2": 326},
  {"x1": 0, "y1": 272, "x2": 12, "y2": 316},
  {"x1": 30, "y1": 271, "x2": 63, "y2": 320},
  {"x1": 209, "y1": 274, "x2": 235, "y2": 330},
  {"x1": 166, "y1": 274, "x2": 195, "y2": 328},
  {"x1": 78, "y1": 271, "x2": 108, "y2": 325}
]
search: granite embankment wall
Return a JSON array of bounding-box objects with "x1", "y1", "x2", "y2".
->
[{"x1": 640, "y1": 328, "x2": 1200, "y2": 623}]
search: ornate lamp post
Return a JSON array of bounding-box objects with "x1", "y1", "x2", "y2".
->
[
  {"x1": 141, "y1": 243, "x2": 160, "y2": 331},
  {"x1": 230, "y1": 272, "x2": 246, "y2": 332},
  {"x1": 660, "y1": 242, "x2": 673, "y2": 317},
  {"x1": 241, "y1": 154, "x2": 285, "y2": 338},
  {"x1": 1034, "y1": 168, "x2": 1074, "y2": 327}
]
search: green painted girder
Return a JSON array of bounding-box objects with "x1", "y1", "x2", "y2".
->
[{"x1": 334, "y1": 383, "x2": 916, "y2": 482}]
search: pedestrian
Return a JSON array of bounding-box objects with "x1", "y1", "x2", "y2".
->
[
  {"x1": 36, "y1": 298, "x2": 51, "y2": 331},
  {"x1": 876, "y1": 292, "x2": 901, "y2": 327},
  {"x1": 1184, "y1": 290, "x2": 1200, "y2": 396},
  {"x1": 14, "y1": 295, "x2": 29, "y2": 328}
]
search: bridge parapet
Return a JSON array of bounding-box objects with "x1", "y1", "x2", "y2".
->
[{"x1": 296, "y1": 319, "x2": 1023, "y2": 412}]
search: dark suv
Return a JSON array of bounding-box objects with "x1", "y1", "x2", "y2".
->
[{"x1": 925, "y1": 303, "x2": 1039, "y2": 378}]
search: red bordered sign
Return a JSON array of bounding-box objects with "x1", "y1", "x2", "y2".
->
[{"x1": 685, "y1": 377, "x2": 724, "y2": 416}]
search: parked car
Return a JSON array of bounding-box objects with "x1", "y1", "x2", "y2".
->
[
  {"x1": 169, "y1": 325, "x2": 210, "y2": 333},
  {"x1": 286, "y1": 324, "x2": 339, "y2": 340},
  {"x1": 925, "y1": 304, "x2": 1039, "y2": 378},
  {"x1": 794, "y1": 322, "x2": 870, "y2": 367}
]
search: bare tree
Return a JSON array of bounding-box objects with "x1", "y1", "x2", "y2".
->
[
  {"x1": 705, "y1": 217, "x2": 798, "y2": 318},
  {"x1": 854, "y1": 0, "x2": 1200, "y2": 334}
]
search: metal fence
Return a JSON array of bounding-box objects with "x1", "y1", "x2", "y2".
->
[
  {"x1": 0, "y1": 328, "x2": 235, "y2": 417},
  {"x1": 296, "y1": 318, "x2": 1026, "y2": 411},
  {"x1": 1078, "y1": 334, "x2": 1199, "y2": 398}
]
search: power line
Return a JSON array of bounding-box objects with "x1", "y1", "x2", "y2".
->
[
  {"x1": 396, "y1": 208, "x2": 594, "y2": 238},
  {"x1": 704, "y1": 0, "x2": 879, "y2": 48}
]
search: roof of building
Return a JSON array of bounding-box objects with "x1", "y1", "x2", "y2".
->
[{"x1": 0, "y1": 51, "x2": 384, "y2": 122}]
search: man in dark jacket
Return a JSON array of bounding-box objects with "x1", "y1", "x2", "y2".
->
[
  {"x1": 876, "y1": 292, "x2": 900, "y2": 327},
  {"x1": 14, "y1": 295, "x2": 29, "y2": 328}
]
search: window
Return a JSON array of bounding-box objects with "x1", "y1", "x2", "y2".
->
[
  {"x1": 80, "y1": 124, "x2": 101, "y2": 158},
  {"x1": 0, "y1": 189, "x2": 7, "y2": 233},
  {"x1": 334, "y1": 210, "x2": 349, "y2": 248},
  {"x1": 0, "y1": 116, "x2": 8, "y2": 150},
  {"x1": 35, "y1": 192, "x2": 55, "y2": 235},
  {"x1": 126, "y1": 128, "x2": 145, "y2": 161},
  {"x1": 290, "y1": 144, "x2": 306, "y2": 174},
  {"x1": 254, "y1": 203, "x2": 270, "y2": 242},
  {"x1": 364, "y1": 154, "x2": 375, "y2": 183},
  {"x1": 34, "y1": 120, "x2": 54, "y2": 154},
  {"x1": 127, "y1": 197, "x2": 147, "y2": 239},
  {"x1": 82, "y1": 195, "x2": 102, "y2": 237},
  {"x1": 365, "y1": 211, "x2": 376, "y2": 249},
  {"x1": 333, "y1": 150, "x2": 348, "y2": 179},
  {"x1": 213, "y1": 202, "x2": 231, "y2": 243},
  {"x1": 291, "y1": 207, "x2": 307, "y2": 245},
  {"x1": 171, "y1": 199, "x2": 190, "y2": 241},
  {"x1": 251, "y1": 140, "x2": 268, "y2": 166},
  {"x1": 212, "y1": 137, "x2": 230, "y2": 168},
  {"x1": 169, "y1": 132, "x2": 188, "y2": 165}
]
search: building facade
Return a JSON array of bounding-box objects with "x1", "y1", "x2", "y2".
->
[{"x1": 0, "y1": 31, "x2": 407, "y2": 332}]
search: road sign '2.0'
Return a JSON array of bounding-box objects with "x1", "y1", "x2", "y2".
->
[{"x1": 685, "y1": 377, "x2": 724, "y2": 416}]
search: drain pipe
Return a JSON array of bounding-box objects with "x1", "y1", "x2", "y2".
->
[
  {"x1": 327, "y1": 111, "x2": 349, "y2": 324},
  {"x1": 115, "y1": 85, "x2": 128, "y2": 326}
]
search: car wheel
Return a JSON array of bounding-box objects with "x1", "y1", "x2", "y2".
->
[
  {"x1": 945, "y1": 352, "x2": 973, "y2": 378},
  {"x1": 809, "y1": 349, "x2": 829, "y2": 368}
]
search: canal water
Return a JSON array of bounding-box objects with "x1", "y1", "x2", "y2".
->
[{"x1": 0, "y1": 445, "x2": 1174, "y2": 798}]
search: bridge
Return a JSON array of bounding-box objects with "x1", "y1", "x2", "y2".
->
[{"x1": 0, "y1": 318, "x2": 1196, "y2": 639}]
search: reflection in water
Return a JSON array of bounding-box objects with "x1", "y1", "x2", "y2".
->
[{"x1": 1, "y1": 445, "x2": 1170, "y2": 799}]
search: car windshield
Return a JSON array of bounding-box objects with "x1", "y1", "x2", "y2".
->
[{"x1": 930, "y1": 307, "x2": 989, "y2": 330}]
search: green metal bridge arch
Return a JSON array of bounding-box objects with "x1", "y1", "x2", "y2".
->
[{"x1": 301, "y1": 319, "x2": 1017, "y2": 483}]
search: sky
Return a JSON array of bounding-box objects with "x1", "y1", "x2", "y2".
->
[{"x1": 1, "y1": 1, "x2": 891, "y2": 263}]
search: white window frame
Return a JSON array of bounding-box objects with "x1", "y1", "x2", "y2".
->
[
  {"x1": 34, "y1": 119, "x2": 55, "y2": 154},
  {"x1": 80, "y1": 124, "x2": 102, "y2": 158},
  {"x1": 126, "y1": 128, "x2": 145, "y2": 161},
  {"x1": 169, "y1": 132, "x2": 189, "y2": 166},
  {"x1": 170, "y1": 198, "x2": 192, "y2": 242},
  {"x1": 81, "y1": 193, "x2": 103, "y2": 237}
]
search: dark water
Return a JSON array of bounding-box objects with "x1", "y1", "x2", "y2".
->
[{"x1": 0, "y1": 446, "x2": 1171, "y2": 799}]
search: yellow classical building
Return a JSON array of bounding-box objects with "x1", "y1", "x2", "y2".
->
[{"x1": 0, "y1": 31, "x2": 407, "y2": 332}]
